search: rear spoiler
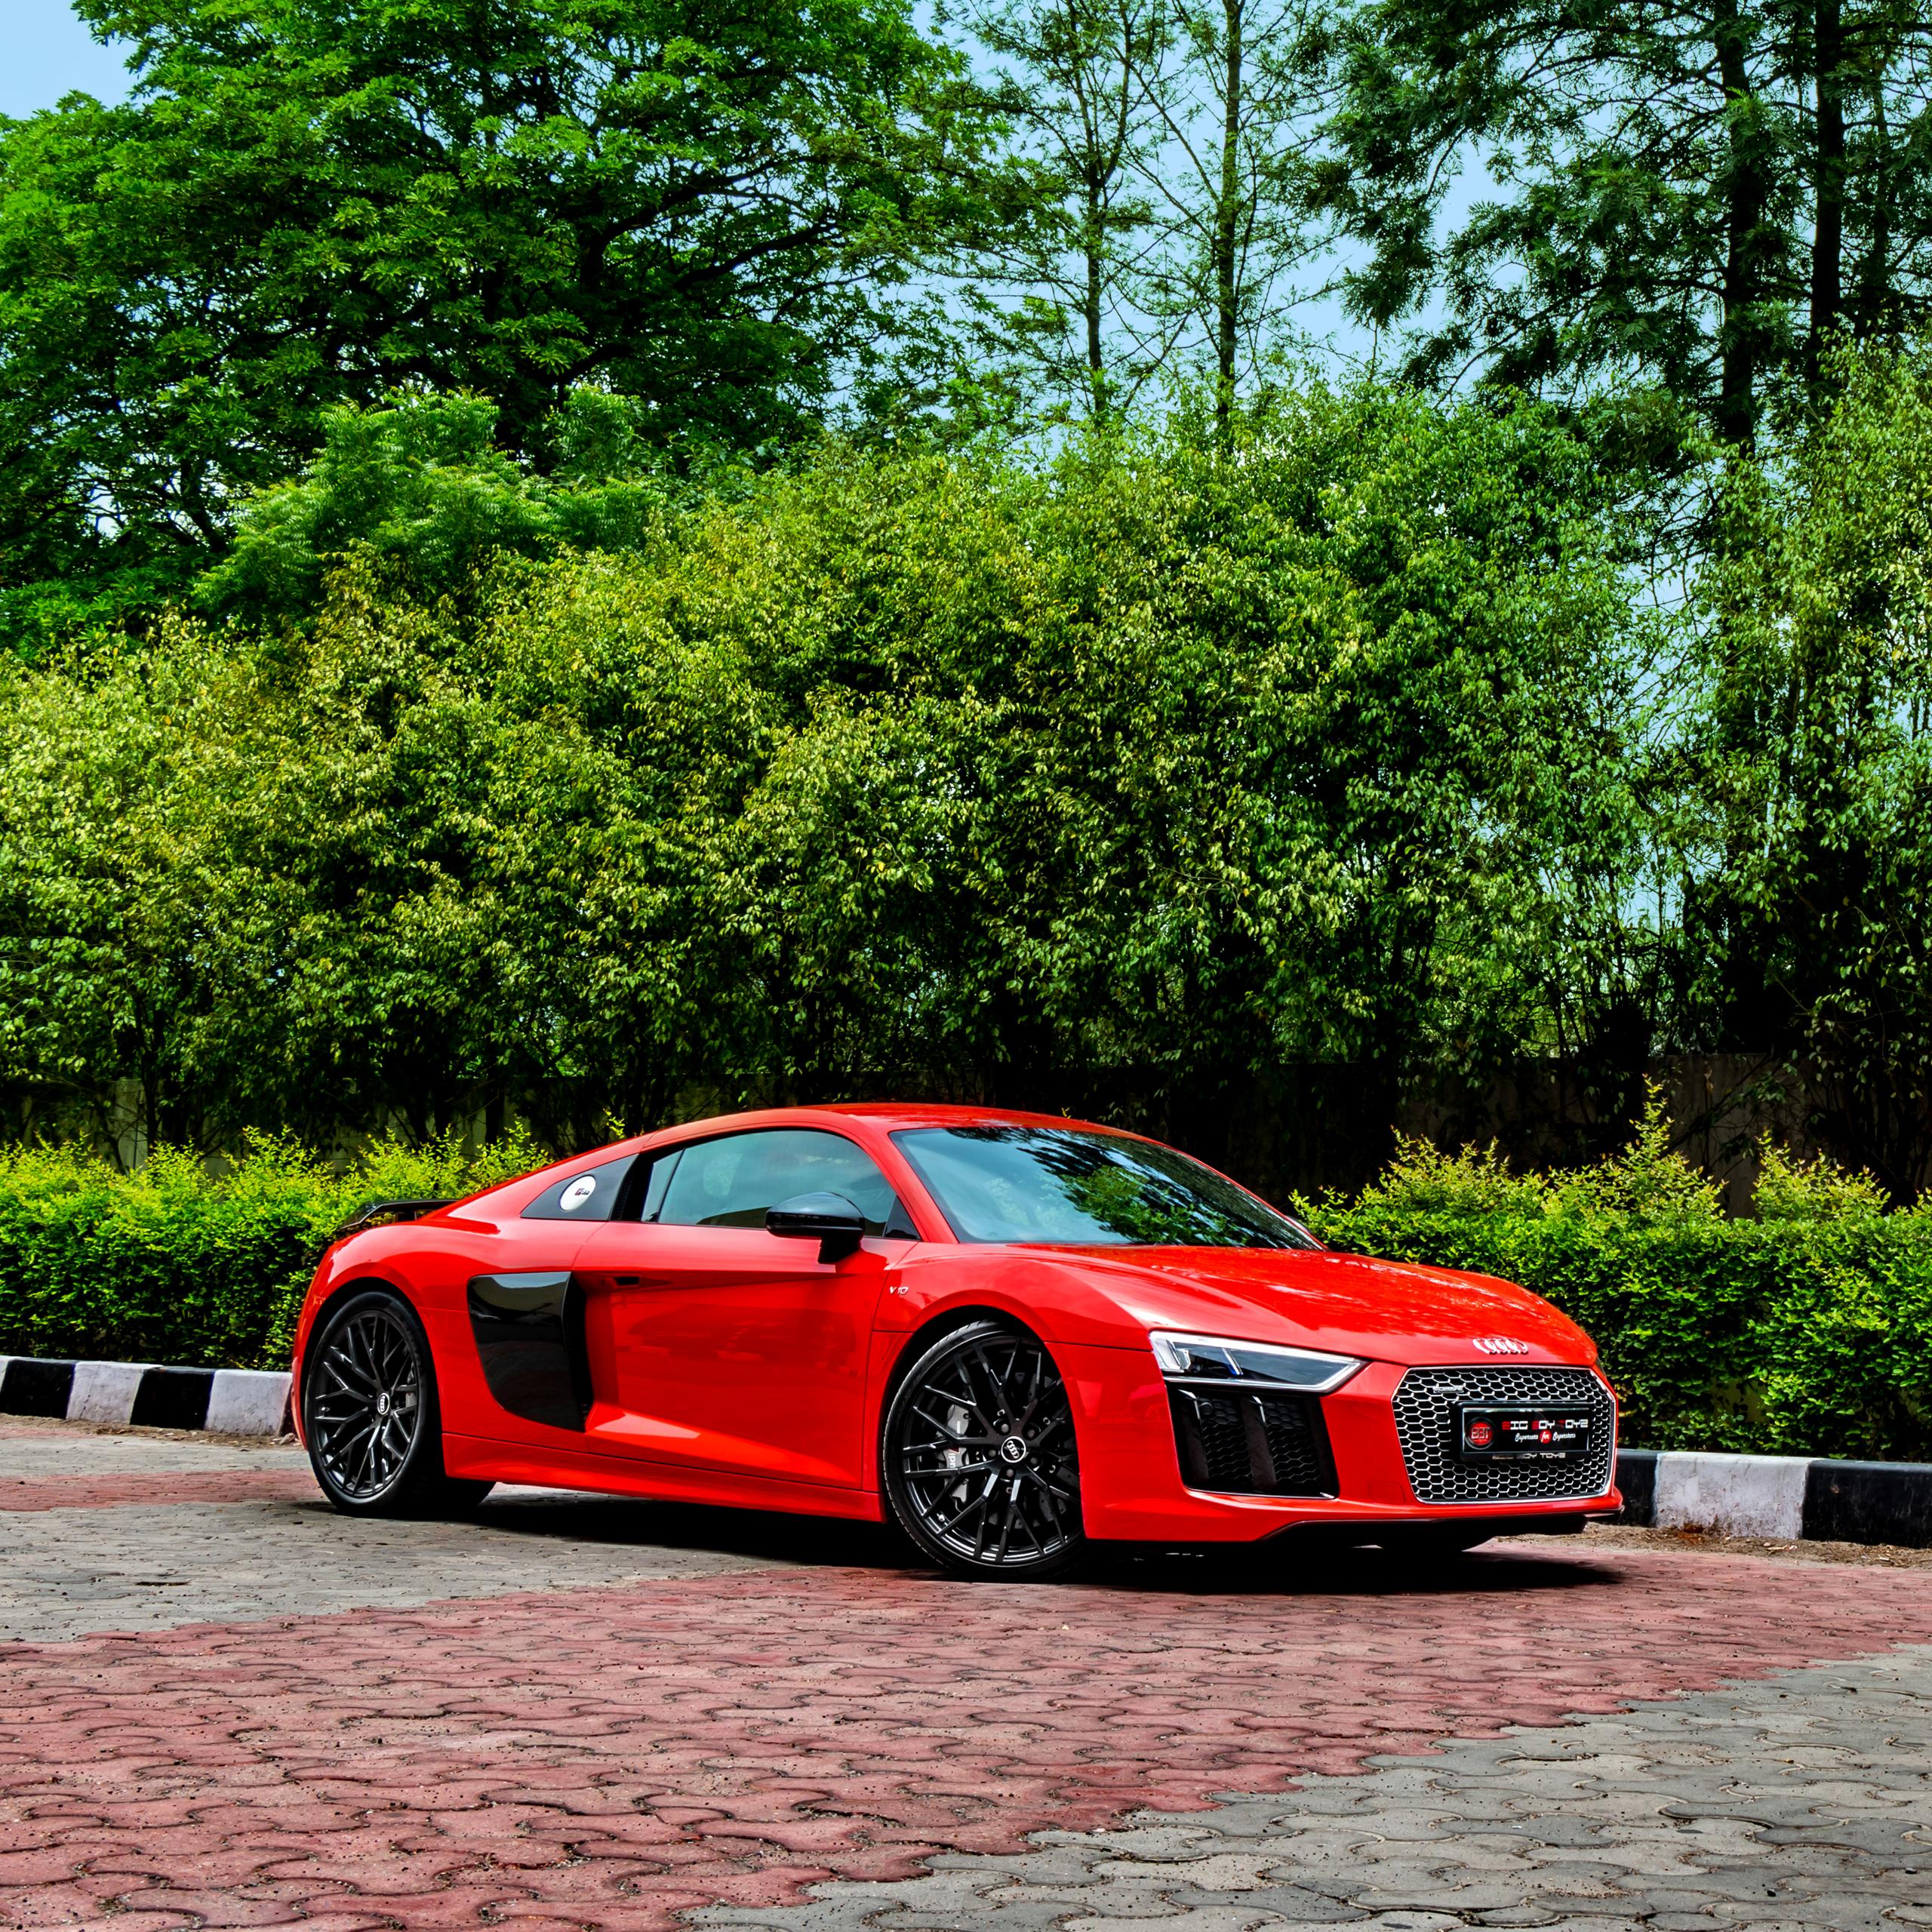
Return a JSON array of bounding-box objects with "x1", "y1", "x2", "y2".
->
[{"x1": 333, "y1": 1197, "x2": 454, "y2": 1241}]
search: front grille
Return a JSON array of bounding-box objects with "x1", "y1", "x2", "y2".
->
[
  {"x1": 1392, "y1": 1365, "x2": 1616, "y2": 1505},
  {"x1": 1168, "y1": 1386, "x2": 1334, "y2": 1496}
]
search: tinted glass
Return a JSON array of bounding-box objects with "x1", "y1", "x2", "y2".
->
[
  {"x1": 655, "y1": 1129, "x2": 910, "y2": 1236},
  {"x1": 892, "y1": 1126, "x2": 1315, "y2": 1249},
  {"x1": 521, "y1": 1155, "x2": 636, "y2": 1221}
]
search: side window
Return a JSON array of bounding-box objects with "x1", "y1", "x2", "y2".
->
[
  {"x1": 521, "y1": 1154, "x2": 637, "y2": 1222},
  {"x1": 653, "y1": 1129, "x2": 915, "y2": 1238}
]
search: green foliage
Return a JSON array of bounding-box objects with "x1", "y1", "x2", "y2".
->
[
  {"x1": 1753, "y1": 1140, "x2": 1889, "y2": 1222},
  {"x1": 0, "y1": 1126, "x2": 546, "y2": 1369},
  {"x1": 1696, "y1": 340, "x2": 1932, "y2": 1197},
  {"x1": 0, "y1": 0, "x2": 1017, "y2": 650},
  {"x1": 198, "y1": 392, "x2": 681, "y2": 629},
  {"x1": 1302, "y1": 1115, "x2": 1932, "y2": 1460},
  {"x1": 1320, "y1": 1134, "x2": 1549, "y2": 1223},
  {"x1": 1549, "y1": 1083, "x2": 1724, "y2": 1221},
  {"x1": 0, "y1": 632, "x2": 223, "y2": 1149},
  {"x1": 5, "y1": 1101, "x2": 1926, "y2": 1463},
  {"x1": 0, "y1": 381, "x2": 1674, "y2": 1156},
  {"x1": 1315, "y1": 0, "x2": 1932, "y2": 447}
]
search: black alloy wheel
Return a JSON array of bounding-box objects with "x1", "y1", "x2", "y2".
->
[
  {"x1": 882, "y1": 1319, "x2": 1084, "y2": 1580},
  {"x1": 303, "y1": 1288, "x2": 491, "y2": 1517}
]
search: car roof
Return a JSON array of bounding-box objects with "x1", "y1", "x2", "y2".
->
[
  {"x1": 595, "y1": 1097, "x2": 1136, "y2": 1151},
  {"x1": 813, "y1": 1101, "x2": 1131, "y2": 1132},
  {"x1": 603, "y1": 1101, "x2": 1144, "y2": 1157}
]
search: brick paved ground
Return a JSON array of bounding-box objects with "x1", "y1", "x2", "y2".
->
[{"x1": 2, "y1": 1417, "x2": 1927, "y2": 1930}]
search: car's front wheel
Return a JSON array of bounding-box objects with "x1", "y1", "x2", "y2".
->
[
  {"x1": 881, "y1": 1318, "x2": 1084, "y2": 1580},
  {"x1": 303, "y1": 1287, "x2": 492, "y2": 1517}
]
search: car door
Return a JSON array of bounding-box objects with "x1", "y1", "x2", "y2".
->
[{"x1": 574, "y1": 1128, "x2": 918, "y2": 1489}]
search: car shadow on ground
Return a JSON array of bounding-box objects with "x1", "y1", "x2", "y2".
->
[{"x1": 462, "y1": 1487, "x2": 1619, "y2": 1598}]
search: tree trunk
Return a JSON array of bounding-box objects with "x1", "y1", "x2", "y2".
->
[
  {"x1": 1214, "y1": 0, "x2": 1242, "y2": 441},
  {"x1": 1085, "y1": 180, "x2": 1108, "y2": 422},
  {"x1": 1850, "y1": 85, "x2": 1892, "y2": 335},
  {"x1": 1807, "y1": 0, "x2": 1845, "y2": 388},
  {"x1": 1715, "y1": 0, "x2": 1767, "y2": 448}
]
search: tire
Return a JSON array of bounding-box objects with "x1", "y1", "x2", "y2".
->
[
  {"x1": 881, "y1": 1318, "x2": 1085, "y2": 1581},
  {"x1": 303, "y1": 1287, "x2": 493, "y2": 1518}
]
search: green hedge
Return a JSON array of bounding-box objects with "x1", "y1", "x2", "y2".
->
[
  {"x1": 1298, "y1": 1104, "x2": 1932, "y2": 1460},
  {"x1": 0, "y1": 1130, "x2": 546, "y2": 1371},
  {"x1": 3, "y1": 1100, "x2": 1929, "y2": 1461}
]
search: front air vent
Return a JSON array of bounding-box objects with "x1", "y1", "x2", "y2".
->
[
  {"x1": 1167, "y1": 1386, "x2": 1335, "y2": 1496},
  {"x1": 1392, "y1": 1364, "x2": 1616, "y2": 1506}
]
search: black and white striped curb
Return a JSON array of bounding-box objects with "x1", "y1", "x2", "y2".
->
[
  {"x1": 1615, "y1": 1446, "x2": 1932, "y2": 1548},
  {"x1": 0, "y1": 1355, "x2": 291, "y2": 1436}
]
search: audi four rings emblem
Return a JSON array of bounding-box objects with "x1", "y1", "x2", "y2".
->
[{"x1": 1472, "y1": 1337, "x2": 1532, "y2": 1355}]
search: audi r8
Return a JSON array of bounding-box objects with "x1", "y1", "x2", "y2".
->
[{"x1": 291, "y1": 1105, "x2": 1620, "y2": 1579}]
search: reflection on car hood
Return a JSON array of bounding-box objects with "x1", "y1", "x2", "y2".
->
[{"x1": 1033, "y1": 1244, "x2": 1596, "y2": 1366}]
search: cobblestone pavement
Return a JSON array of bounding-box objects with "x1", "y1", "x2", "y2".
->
[
  {"x1": 2, "y1": 1419, "x2": 1928, "y2": 1930},
  {"x1": 694, "y1": 1646, "x2": 1932, "y2": 1932},
  {"x1": 0, "y1": 1420, "x2": 843, "y2": 1636}
]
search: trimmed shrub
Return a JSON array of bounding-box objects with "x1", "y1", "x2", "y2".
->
[
  {"x1": 0, "y1": 1128, "x2": 547, "y2": 1371},
  {"x1": 1299, "y1": 1100, "x2": 1932, "y2": 1459}
]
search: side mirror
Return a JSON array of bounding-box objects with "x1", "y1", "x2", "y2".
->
[{"x1": 767, "y1": 1191, "x2": 867, "y2": 1263}]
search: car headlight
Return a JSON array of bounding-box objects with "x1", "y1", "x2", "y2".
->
[{"x1": 1149, "y1": 1330, "x2": 1364, "y2": 1394}]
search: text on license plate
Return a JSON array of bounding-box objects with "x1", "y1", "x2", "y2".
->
[{"x1": 1456, "y1": 1404, "x2": 1592, "y2": 1460}]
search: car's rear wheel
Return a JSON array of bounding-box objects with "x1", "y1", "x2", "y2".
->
[
  {"x1": 882, "y1": 1318, "x2": 1084, "y2": 1581},
  {"x1": 304, "y1": 1287, "x2": 492, "y2": 1517}
]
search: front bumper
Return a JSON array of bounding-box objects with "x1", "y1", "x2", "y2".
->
[{"x1": 1060, "y1": 1343, "x2": 1621, "y2": 1543}]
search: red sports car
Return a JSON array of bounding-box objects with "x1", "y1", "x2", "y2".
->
[{"x1": 291, "y1": 1104, "x2": 1620, "y2": 1579}]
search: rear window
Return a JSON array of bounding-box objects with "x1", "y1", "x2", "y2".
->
[{"x1": 521, "y1": 1155, "x2": 637, "y2": 1221}]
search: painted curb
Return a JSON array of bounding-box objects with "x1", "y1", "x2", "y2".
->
[
  {"x1": 0, "y1": 1355, "x2": 291, "y2": 1437},
  {"x1": 1616, "y1": 1447, "x2": 1932, "y2": 1549}
]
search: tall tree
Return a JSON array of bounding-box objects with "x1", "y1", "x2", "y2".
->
[
  {"x1": 1137, "y1": 0, "x2": 1331, "y2": 435},
  {"x1": 953, "y1": 0, "x2": 1169, "y2": 422},
  {"x1": 0, "y1": 0, "x2": 1012, "y2": 648},
  {"x1": 957, "y1": 0, "x2": 1332, "y2": 431},
  {"x1": 1313, "y1": 0, "x2": 1932, "y2": 446}
]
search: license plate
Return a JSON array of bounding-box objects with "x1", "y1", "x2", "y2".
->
[{"x1": 1456, "y1": 1404, "x2": 1592, "y2": 1461}]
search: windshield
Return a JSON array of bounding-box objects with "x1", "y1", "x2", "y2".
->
[{"x1": 892, "y1": 1124, "x2": 1318, "y2": 1249}]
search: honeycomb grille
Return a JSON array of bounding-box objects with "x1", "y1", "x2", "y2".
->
[
  {"x1": 1392, "y1": 1365, "x2": 1616, "y2": 1505},
  {"x1": 1168, "y1": 1387, "x2": 1333, "y2": 1496}
]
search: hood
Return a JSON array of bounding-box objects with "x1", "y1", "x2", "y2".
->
[{"x1": 1038, "y1": 1244, "x2": 1596, "y2": 1367}]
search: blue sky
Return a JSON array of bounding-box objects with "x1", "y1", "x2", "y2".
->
[{"x1": 7, "y1": 2, "x2": 133, "y2": 119}]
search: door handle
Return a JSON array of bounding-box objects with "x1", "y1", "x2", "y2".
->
[{"x1": 611, "y1": 1273, "x2": 677, "y2": 1288}]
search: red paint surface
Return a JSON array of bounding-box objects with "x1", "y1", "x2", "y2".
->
[
  {"x1": 4, "y1": 1543, "x2": 1930, "y2": 1930},
  {"x1": 292, "y1": 1102, "x2": 1615, "y2": 1544}
]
